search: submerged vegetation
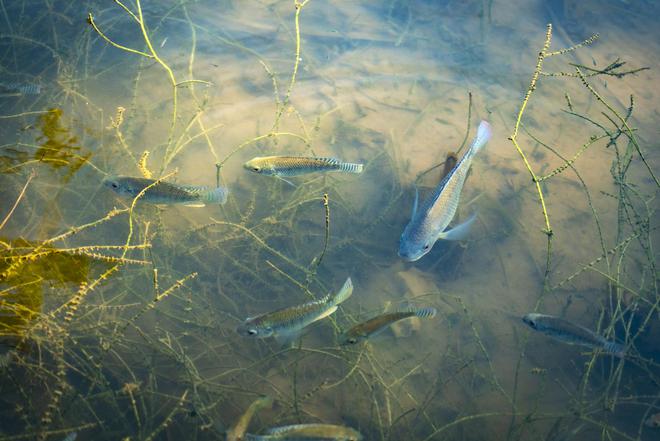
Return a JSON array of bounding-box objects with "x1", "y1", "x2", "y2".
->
[{"x1": 0, "y1": 1, "x2": 658, "y2": 440}]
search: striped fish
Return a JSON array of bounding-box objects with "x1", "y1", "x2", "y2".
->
[
  {"x1": 102, "y1": 175, "x2": 227, "y2": 207},
  {"x1": 398, "y1": 121, "x2": 491, "y2": 262},
  {"x1": 237, "y1": 278, "x2": 353, "y2": 340},
  {"x1": 522, "y1": 313, "x2": 624, "y2": 357},
  {"x1": 246, "y1": 423, "x2": 362, "y2": 441},
  {"x1": 244, "y1": 156, "x2": 363, "y2": 178},
  {"x1": 227, "y1": 396, "x2": 274, "y2": 441},
  {"x1": 0, "y1": 82, "x2": 41, "y2": 95},
  {"x1": 340, "y1": 306, "x2": 437, "y2": 345}
]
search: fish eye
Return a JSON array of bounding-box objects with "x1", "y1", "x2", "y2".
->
[
  {"x1": 348, "y1": 338, "x2": 357, "y2": 344},
  {"x1": 247, "y1": 329, "x2": 258, "y2": 335},
  {"x1": 111, "y1": 182, "x2": 118, "y2": 188},
  {"x1": 252, "y1": 167, "x2": 260, "y2": 172},
  {"x1": 423, "y1": 244, "x2": 430, "y2": 250}
]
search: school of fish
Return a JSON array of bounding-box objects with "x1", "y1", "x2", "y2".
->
[{"x1": 97, "y1": 118, "x2": 630, "y2": 440}]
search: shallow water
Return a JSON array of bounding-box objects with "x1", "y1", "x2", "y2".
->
[{"x1": 0, "y1": 0, "x2": 658, "y2": 440}]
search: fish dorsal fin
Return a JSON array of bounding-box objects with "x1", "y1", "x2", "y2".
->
[
  {"x1": 180, "y1": 185, "x2": 208, "y2": 195},
  {"x1": 315, "y1": 305, "x2": 338, "y2": 321},
  {"x1": 317, "y1": 157, "x2": 341, "y2": 165}
]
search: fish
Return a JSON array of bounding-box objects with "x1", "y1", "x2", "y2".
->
[
  {"x1": 236, "y1": 278, "x2": 353, "y2": 342},
  {"x1": 245, "y1": 423, "x2": 362, "y2": 441},
  {"x1": 226, "y1": 396, "x2": 274, "y2": 441},
  {"x1": 0, "y1": 82, "x2": 41, "y2": 95},
  {"x1": 244, "y1": 156, "x2": 363, "y2": 179},
  {"x1": 522, "y1": 313, "x2": 625, "y2": 357},
  {"x1": 340, "y1": 306, "x2": 437, "y2": 345},
  {"x1": 102, "y1": 175, "x2": 228, "y2": 207},
  {"x1": 398, "y1": 120, "x2": 491, "y2": 262}
]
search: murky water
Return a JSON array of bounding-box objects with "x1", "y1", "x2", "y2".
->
[{"x1": 1, "y1": 0, "x2": 658, "y2": 440}]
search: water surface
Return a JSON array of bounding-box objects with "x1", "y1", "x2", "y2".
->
[{"x1": 1, "y1": 0, "x2": 658, "y2": 440}]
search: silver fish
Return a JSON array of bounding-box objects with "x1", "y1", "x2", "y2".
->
[
  {"x1": 398, "y1": 121, "x2": 491, "y2": 262},
  {"x1": 246, "y1": 423, "x2": 362, "y2": 441},
  {"x1": 340, "y1": 306, "x2": 437, "y2": 345},
  {"x1": 522, "y1": 313, "x2": 624, "y2": 357},
  {"x1": 236, "y1": 278, "x2": 353, "y2": 341},
  {"x1": 226, "y1": 396, "x2": 274, "y2": 441},
  {"x1": 102, "y1": 175, "x2": 227, "y2": 207},
  {"x1": 244, "y1": 156, "x2": 363, "y2": 177}
]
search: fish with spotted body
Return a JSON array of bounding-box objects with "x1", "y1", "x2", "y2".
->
[
  {"x1": 236, "y1": 278, "x2": 353, "y2": 342},
  {"x1": 246, "y1": 423, "x2": 362, "y2": 441},
  {"x1": 244, "y1": 156, "x2": 363, "y2": 184},
  {"x1": 399, "y1": 121, "x2": 491, "y2": 262},
  {"x1": 103, "y1": 175, "x2": 227, "y2": 207},
  {"x1": 522, "y1": 313, "x2": 625, "y2": 358},
  {"x1": 340, "y1": 306, "x2": 437, "y2": 345}
]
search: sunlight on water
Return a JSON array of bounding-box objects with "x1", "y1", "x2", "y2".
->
[{"x1": 0, "y1": 0, "x2": 658, "y2": 440}]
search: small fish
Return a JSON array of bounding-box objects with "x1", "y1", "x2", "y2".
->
[
  {"x1": 236, "y1": 278, "x2": 353, "y2": 341},
  {"x1": 227, "y1": 396, "x2": 274, "y2": 441},
  {"x1": 102, "y1": 175, "x2": 228, "y2": 207},
  {"x1": 0, "y1": 82, "x2": 41, "y2": 95},
  {"x1": 522, "y1": 313, "x2": 624, "y2": 357},
  {"x1": 246, "y1": 423, "x2": 362, "y2": 441},
  {"x1": 340, "y1": 306, "x2": 437, "y2": 345},
  {"x1": 244, "y1": 156, "x2": 363, "y2": 178},
  {"x1": 399, "y1": 121, "x2": 491, "y2": 261}
]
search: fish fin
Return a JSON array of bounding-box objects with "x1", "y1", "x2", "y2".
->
[
  {"x1": 395, "y1": 305, "x2": 437, "y2": 318},
  {"x1": 410, "y1": 186, "x2": 419, "y2": 219},
  {"x1": 318, "y1": 156, "x2": 341, "y2": 164},
  {"x1": 319, "y1": 157, "x2": 364, "y2": 173},
  {"x1": 467, "y1": 120, "x2": 492, "y2": 158},
  {"x1": 408, "y1": 306, "x2": 438, "y2": 318},
  {"x1": 201, "y1": 187, "x2": 228, "y2": 205},
  {"x1": 411, "y1": 307, "x2": 437, "y2": 319},
  {"x1": 274, "y1": 331, "x2": 301, "y2": 348},
  {"x1": 275, "y1": 176, "x2": 297, "y2": 187},
  {"x1": 438, "y1": 212, "x2": 477, "y2": 241},
  {"x1": 331, "y1": 277, "x2": 353, "y2": 306},
  {"x1": 603, "y1": 341, "x2": 625, "y2": 358},
  {"x1": 315, "y1": 305, "x2": 338, "y2": 321}
]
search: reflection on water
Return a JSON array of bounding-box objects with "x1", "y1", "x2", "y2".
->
[
  {"x1": 0, "y1": 0, "x2": 658, "y2": 440},
  {"x1": 0, "y1": 237, "x2": 91, "y2": 342},
  {"x1": 34, "y1": 108, "x2": 92, "y2": 182}
]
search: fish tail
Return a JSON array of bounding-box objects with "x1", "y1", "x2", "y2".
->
[
  {"x1": 200, "y1": 187, "x2": 228, "y2": 205},
  {"x1": 339, "y1": 162, "x2": 364, "y2": 173},
  {"x1": 466, "y1": 120, "x2": 492, "y2": 159},
  {"x1": 331, "y1": 277, "x2": 353, "y2": 306},
  {"x1": 603, "y1": 340, "x2": 625, "y2": 358}
]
